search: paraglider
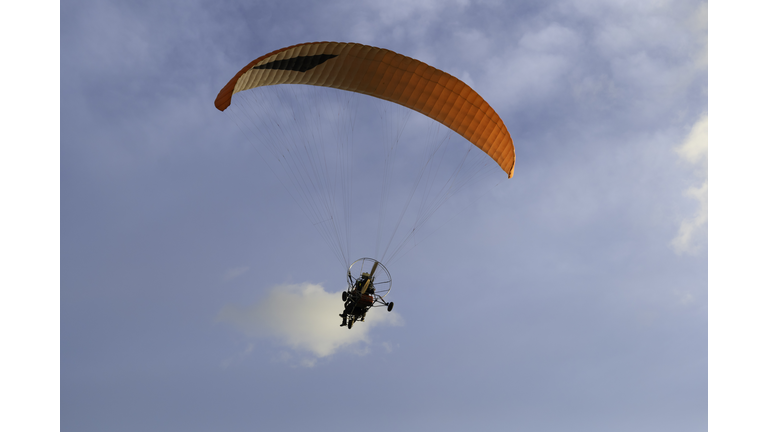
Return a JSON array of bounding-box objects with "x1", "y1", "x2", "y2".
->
[
  {"x1": 215, "y1": 41, "x2": 515, "y2": 177},
  {"x1": 216, "y1": 42, "x2": 515, "y2": 328}
]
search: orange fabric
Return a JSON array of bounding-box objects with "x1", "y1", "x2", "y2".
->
[
  {"x1": 215, "y1": 42, "x2": 515, "y2": 178},
  {"x1": 359, "y1": 295, "x2": 374, "y2": 307}
]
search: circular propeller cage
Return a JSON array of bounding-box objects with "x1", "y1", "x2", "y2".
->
[{"x1": 347, "y1": 258, "x2": 392, "y2": 298}]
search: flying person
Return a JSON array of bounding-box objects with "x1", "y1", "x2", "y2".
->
[{"x1": 340, "y1": 273, "x2": 374, "y2": 326}]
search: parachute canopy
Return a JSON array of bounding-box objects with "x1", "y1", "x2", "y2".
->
[{"x1": 215, "y1": 41, "x2": 515, "y2": 178}]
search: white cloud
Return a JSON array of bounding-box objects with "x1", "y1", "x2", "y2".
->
[
  {"x1": 672, "y1": 114, "x2": 708, "y2": 254},
  {"x1": 217, "y1": 282, "x2": 403, "y2": 363},
  {"x1": 677, "y1": 114, "x2": 708, "y2": 164},
  {"x1": 671, "y1": 179, "x2": 708, "y2": 254}
]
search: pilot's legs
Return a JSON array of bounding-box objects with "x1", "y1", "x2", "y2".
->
[{"x1": 340, "y1": 301, "x2": 354, "y2": 327}]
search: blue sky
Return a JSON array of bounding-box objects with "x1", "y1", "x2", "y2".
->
[
  {"x1": 9, "y1": 0, "x2": 755, "y2": 430},
  {"x1": 64, "y1": 0, "x2": 706, "y2": 430}
]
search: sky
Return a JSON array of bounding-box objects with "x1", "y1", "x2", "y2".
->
[{"x1": 7, "y1": 0, "x2": 755, "y2": 430}]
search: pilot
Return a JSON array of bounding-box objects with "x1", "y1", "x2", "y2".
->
[
  {"x1": 354, "y1": 273, "x2": 371, "y2": 292},
  {"x1": 340, "y1": 274, "x2": 374, "y2": 326}
]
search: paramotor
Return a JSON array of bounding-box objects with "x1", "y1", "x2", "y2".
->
[{"x1": 216, "y1": 42, "x2": 515, "y2": 326}]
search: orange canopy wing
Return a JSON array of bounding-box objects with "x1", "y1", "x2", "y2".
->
[{"x1": 215, "y1": 42, "x2": 515, "y2": 178}]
